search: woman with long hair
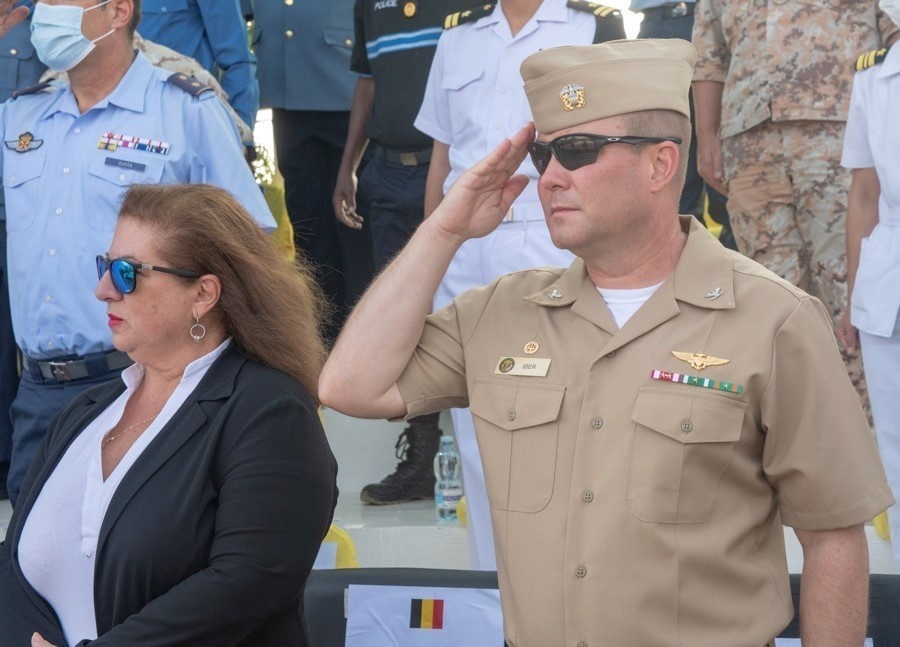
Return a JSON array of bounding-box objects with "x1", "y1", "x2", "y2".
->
[{"x1": 1, "y1": 183, "x2": 337, "y2": 646}]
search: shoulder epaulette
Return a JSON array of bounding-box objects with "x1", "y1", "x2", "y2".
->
[
  {"x1": 444, "y1": 3, "x2": 496, "y2": 30},
  {"x1": 166, "y1": 72, "x2": 214, "y2": 97},
  {"x1": 12, "y1": 82, "x2": 53, "y2": 100},
  {"x1": 854, "y1": 46, "x2": 890, "y2": 72},
  {"x1": 568, "y1": 0, "x2": 625, "y2": 43},
  {"x1": 567, "y1": 0, "x2": 621, "y2": 19}
]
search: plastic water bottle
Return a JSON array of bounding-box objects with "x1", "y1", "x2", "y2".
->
[{"x1": 434, "y1": 436, "x2": 463, "y2": 522}]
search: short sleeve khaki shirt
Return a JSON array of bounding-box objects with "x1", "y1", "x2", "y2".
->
[
  {"x1": 397, "y1": 218, "x2": 893, "y2": 647},
  {"x1": 692, "y1": 0, "x2": 897, "y2": 138}
]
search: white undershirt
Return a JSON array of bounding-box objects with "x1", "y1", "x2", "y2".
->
[
  {"x1": 19, "y1": 338, "x2": 231, "y2": 647},
  {"x1": 597, "y1": 282, "x2": 664, "y2": 329}
]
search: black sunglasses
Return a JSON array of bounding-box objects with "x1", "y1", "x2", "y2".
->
[
  {"x1": 528, "y1": 133, "x2": 683, "y2": 175},
  {"x1": 96, "y1": 255, "x2": 201, "y2": 294}
]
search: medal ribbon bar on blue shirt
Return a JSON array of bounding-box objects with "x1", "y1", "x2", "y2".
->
[
  {"x1": 98, "y1": 132, "x2": 170, "y2": 155},
  {"x1": 650, "y1": 369, "x2": 743, "y2": 394}
]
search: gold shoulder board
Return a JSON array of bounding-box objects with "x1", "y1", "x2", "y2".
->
[
  {"x1": 854, "y1": 46, "x2": 890, "y2": 72},
  {"x1": 444, "y1": 3, "x2": 497, "y2": 29},
  {"x1": 567, "y1": 0, "x2": 620, "y2": 19}
]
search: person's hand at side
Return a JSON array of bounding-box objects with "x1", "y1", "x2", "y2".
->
[
  {"x1": 692, "y1": 80, "x2": 728, "y2": 196},
  {"x1": 0, "y1": 0, "x2": 29, "y2": 40},
  {"x1": 696, "y1": 129, "x2": 728, "y2": 196},
  {"x1": 836, "y1": 308, "x2": 859, "y2": 353},
  {"x1": 333, "y1": 166, "x2": 364, "y2": 230}
]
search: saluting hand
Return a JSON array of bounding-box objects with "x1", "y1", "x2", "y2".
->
[
  {"x1": 0, "y1": 0, "x2": 29, "y2": 40},
  {"x1": 432, "y1": 123, "x2": 535, "y2": 244}
]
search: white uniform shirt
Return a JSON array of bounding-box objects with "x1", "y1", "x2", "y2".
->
[
  {"x1": 18, "y1": 339, "x2": 231, "y2": 646},
  {"x1": 841, "y1": 46, "x2": 900, "y2": 337},
  {"x1": 414, "y1": 0, "x2": 595, "y2": 213}
]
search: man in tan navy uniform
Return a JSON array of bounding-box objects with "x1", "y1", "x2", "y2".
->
[{"x1": 320, "y1": 39, "x2": 894, "y2": 646}]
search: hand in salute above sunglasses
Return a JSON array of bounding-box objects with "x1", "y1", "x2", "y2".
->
[{"x1": 429, "y1": 122, "x2": 535, "y2": 247}]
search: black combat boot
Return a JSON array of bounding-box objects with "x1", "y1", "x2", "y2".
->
[{"x1": 360, "y1": 415, "x2": 442, "y2": 505}]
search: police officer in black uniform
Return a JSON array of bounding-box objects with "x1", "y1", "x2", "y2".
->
[{"x1": 332, "y1": 0, "x2": 486, "y2": 505}]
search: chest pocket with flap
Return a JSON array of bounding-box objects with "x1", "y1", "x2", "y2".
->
[
  {"x1": 627, "y1": 387, "x2": 746, "y2": 524},
  {"x1": 87, "y1": 153, "x2": 165, "y2": 230},
  {"x1": 470, "y1": 376, "x2": 565, "y2": 513},
  {"x1": 3, "y1": 150, "x2": 46, "y2": 231}
]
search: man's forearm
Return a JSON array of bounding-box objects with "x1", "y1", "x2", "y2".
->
[
  {"x1": 795, "y1": 525, "x2": 869, "y2": 646},
  {"x1": 845, "y1": 167, "x2": 880, "y2": 298},
  {"x1": 339, "y1": 77, "x2": 376, "y2": 175},
  {"x1": 321, "y1": 125, "x2": 534, "y2": 418},
  {"x1": 691, "y1": 80, "x2": 724, "y2": 139},
  {"x1": 424, "y1": 140, "x2": 451, "y2": 217},
  {"x1": 318, "y1": 216, "x2": 462, "y2": 418}
]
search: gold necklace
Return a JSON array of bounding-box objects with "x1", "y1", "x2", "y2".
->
[{"x1": 102, "y1": 414, "x2": 158, "y2": 447}]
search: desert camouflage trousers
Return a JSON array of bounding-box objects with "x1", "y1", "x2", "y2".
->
[{"x1": 722, "y1": 119, "x2": 869, "y2": 417}]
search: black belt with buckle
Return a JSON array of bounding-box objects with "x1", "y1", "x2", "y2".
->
[
  {"x1": 374, "y1": 145, "x2": 432, "y2": 167},
  {"x1": 642, "y1": 2, "x2": 694, "y2": 19},
  {"x1": 21, "y1": 349, "x2": 133, "y2": 382}
]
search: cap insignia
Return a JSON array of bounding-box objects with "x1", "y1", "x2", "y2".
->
[{"x1": 559, "y1": 84, "x2": 585, "y2": 111}]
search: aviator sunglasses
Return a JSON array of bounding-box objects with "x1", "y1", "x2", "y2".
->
[
  {"x1": 528, "y1": 133, "x2": 683, "y2": 175},
  {"x1": 96, "y1": 255, "x2": 201, "y2": 294}
]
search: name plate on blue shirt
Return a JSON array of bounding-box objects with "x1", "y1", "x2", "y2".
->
[{"x1": 105, "y1": 157, "x2": 147, "y2": 173}]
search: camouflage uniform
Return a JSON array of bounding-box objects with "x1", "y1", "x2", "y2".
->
[
  {"x1": 42, "y1": 33, "x2": 254, "y2": 145},
  {"x1": 692, "y1": 0, "x2": 898, "y2": 414}
]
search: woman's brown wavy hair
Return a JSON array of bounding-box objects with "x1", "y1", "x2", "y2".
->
[{"x1": 118, "y1": 183, "x2": 328, "y2": 400}]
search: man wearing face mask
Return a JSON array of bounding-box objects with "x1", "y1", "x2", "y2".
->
[{"x1": 0, "y1": 0, "x2": 274, "y2": 507}]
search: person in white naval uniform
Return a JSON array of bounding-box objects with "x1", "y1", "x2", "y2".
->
[
  {"x1": 414, "y1": 0, "x2": 624, "y2": 569},
  {"x1": 838, "y1": 0, "x2": 900, "y2": 570}
]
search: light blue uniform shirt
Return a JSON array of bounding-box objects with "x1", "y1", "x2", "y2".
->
[
  {"x1": 139, "y1": 0, "x2": 259, "y2": 130},
  {"x1": 0, "y1": 52, "x2": 274, "y2": 359},
  {"x1": 629, "y1": 0, "x2": 695, "y2": 11}
]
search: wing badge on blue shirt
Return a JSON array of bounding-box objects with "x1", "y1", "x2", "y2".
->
[
  {"x1": 98, "y1": 132, "x2": 170, "y2": 155},
  {"x1": 5, "y1": 132, "x2": 43, "y2": 153}
]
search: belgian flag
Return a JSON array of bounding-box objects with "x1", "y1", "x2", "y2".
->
[{"x1": 409, "y1": 598, "x2": 444, "y2": 629}]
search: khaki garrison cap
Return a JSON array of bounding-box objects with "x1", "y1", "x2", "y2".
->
[{"x1": 521, "y1": 38, "x2": 696, "y2": 134}]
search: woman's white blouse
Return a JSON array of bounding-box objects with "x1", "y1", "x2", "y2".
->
[
  {"x1": 841, "y1": 46, "x2": 900, "y2": 337},
  {"x1": 18, "y1": 339, "x2": 231, "y2": 646}
]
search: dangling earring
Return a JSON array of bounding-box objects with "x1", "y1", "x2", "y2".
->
[{"x1": 190, "y1": 317, "x2": 206, "y2": 342}]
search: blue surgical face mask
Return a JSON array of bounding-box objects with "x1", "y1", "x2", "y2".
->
[{"x1": 30, "y1": 0, "x2": 115, "y2": 72}]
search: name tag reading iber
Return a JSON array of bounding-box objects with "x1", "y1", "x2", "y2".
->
[{"x1": 494, "y1": 356, "x2": 551, "y2": 377}]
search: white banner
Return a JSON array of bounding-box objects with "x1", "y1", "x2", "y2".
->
[{"x1": 346, "y1": 584, "x2": 504, "y2": 647}]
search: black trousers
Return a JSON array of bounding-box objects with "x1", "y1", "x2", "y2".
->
[{"x1": 272, "y1": 109, "x2": 375, "y2": 343}]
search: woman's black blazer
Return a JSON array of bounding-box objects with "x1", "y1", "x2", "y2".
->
[{"x1": 0, "y1": 345, "x2": 338, "y2": 646}]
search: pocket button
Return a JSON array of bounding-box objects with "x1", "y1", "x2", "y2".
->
[
  {"x1": 506, "y1": 409, "x2": 516, "y2": 421},
  {"x1": 681, "y1": 419, "x2": 693, "y2": 433}
]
